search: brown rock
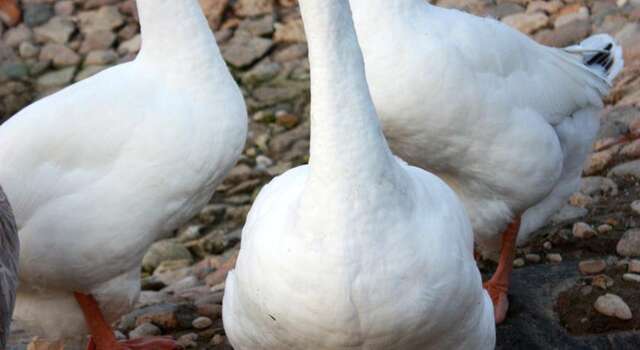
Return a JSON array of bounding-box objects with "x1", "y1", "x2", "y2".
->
[
  {"x1": 579, "y1": 259, "x2": 607, "y2": 275},
  {"x1": 629, "y1": 259, "x2": 640, "y2": 273},
  {"x1": 594, "y1": 293, "x2": 633, "y2": 320},
  {"x1": 617, "y1": 229, "x2": 640, "y2": 257},
  {"x1": 234, "y1": 0, "x2": 273, "y2": 17},
  {"x1": 573, "y1": 222, "x2": 596, "y2": 239},
  {"x1": 199, "y1": 0, "x2": 229, "y2": 30},
  {"x1": 274, "y1": 18, "x2": 306, "y2": 43},
  {"x1": 502, "y1": 12, "x2": 549, "y2": 34},
  {"x1": 592, "y1": 274, "x2": 614, "y2": 290}
]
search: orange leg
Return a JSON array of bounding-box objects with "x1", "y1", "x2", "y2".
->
[
  {"x1": 482, "y1": 216, "x2": 520, "y2": 324},
  {"x1": 74, "y1": 292, "x2": 178, "y2": 350},
  {"x1": 0, "y1": 0, "x2": 20, "y2": 27}
]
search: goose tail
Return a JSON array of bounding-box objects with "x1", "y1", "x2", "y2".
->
[{"x1": 564, "y1": 34, "x2": 624, "y2": 85}]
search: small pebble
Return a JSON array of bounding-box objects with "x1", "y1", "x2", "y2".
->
[
  {"x1": 629, "y1": 259, "x2": 640, "y2": 273},
  {"x1": 192, "y1": 316, "x2": 213, "y2": 329},
  {"x1": 594, "y1": 293, "x2": 633, "y2": 320},
  {"x1": 597, "y1": 224, "x2": 613, "y2": 234},
  {"x1": 579, "y1": 259, "x2": 607, "y2": 275},
  {"x1": 547, "y1": 253, "x2": 562, "y2": 263},
  {"x1": 580, "y1": 285, "x2": 593, "y2": 296},
  {"x1": 211, "y1": 334, "x2": 225, "y2": 346},
  {"x1": 592, "y1": 274, "x2": 614, "y2": 290},
  {"x1": 525, "y1": 253, "x2": 541, "y2": 263},
  {"x1": 129, "y1": 323, "x2": 161, "y2": 339},
  {"x1": 632, "y1": 200, "x2": 640, "y2": 215},
  {"x1": 573, "y1": 222, "x2": 596, "y2": 239},
  {"x1": 513, "y1": 258, "x2": 525, "y2": 268},
  {"x1": 623, "y1": 273, "x2": 640, "y2": 283},
  {"x1": 177, "y1": 333, "x2": 198, "y2": 349},
  {"x1": 543, "y1": 241, "x2": 553, "y2": 250}
]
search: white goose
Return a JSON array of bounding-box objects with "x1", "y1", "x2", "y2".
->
[
  {"x1": 0, "y1": 1, "x2": 247, "y2": 349},
  {"x1": 223, "y1": 1, "x2": 495, "y2": 349},
  {"x1": 349, "y1": 0, "x2": 623, "y2": 323},
  {"x1": 0, "y1": 185, "x2": 18, "y2": 349}
]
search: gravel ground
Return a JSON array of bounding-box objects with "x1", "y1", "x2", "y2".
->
[{"x1": 2, "y1": 0, "x2": 640, "y2": 349}]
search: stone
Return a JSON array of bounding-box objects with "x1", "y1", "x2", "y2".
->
[
  {"x1": 543, "y1": 241, "x2": 553, "y2": 250},
  {"x1": 554, "y1": 6, "x2": 589, "y2": 28},
  {"x1": 621, "y1": 139, "x2": 640, "y2": 158},
  {"x1": 142, "y1": 240, "x2": 194, "y2": 272},
  {"x1": 19, "y1": 42, "x2": 39, "y2": 59},
  {"x1": 75, "y1": 65, "x2": 107, "y2": 81},
  {"x1": 34, "y1": 17, "x2": 76, "y2": 44},
  {"x1": 54, "y1": 1, "x2": 75, "y2": 17},
  {"x1": 196, "y1": 303, "x2": 222, "y2": 319},
  {"x1": 579, "y1": 259, "x2": 607, "y2": 275},
  {"x1": 153, "y1": 259, "x2": 192, "y2": 285},
  {"x1": 547, "y1": 253, "x2": 562, "y2": 263},
  {"x1": 594, "y1": 293, "x2": 633, "y2": 320},
  {"x1": 274, "y1": 18, "x2": 306, "y2": 43},
  {"x1": 527, "y1": 0, "x2": 563, "y2": 14},
  {"x1": 580, "y1": 176, "x2": 618, "y2": 196},
  {"x1": 502, "y1": 13, "x2": 549, "y2": 34},
  {"x1": 609, "y1": 160, "x2": 640, "y2": 178},
  {"x1": 37, "y1": 67, "x2": 76, "y2": 87},
  {"x1": 241, "y1": 58, "x2": 281, "y2": 86},
  {"x1": 632, "y1": 200, "x2": 640, "y2": 215},
  {"x1": 513, "y1": 258, "x2": 525, "y2": 268},
  {"x1": 525, "y1": 253, "x2": 541, "y2": 263},
  {"x1": 1, "y1": 62, "x2": 28, "y2": 79},
  {"x1": 622, "y1": 273, "x2": 640, "y2": 283},
  {"x1": 573, "y1": 222, "x2": 596, "y2": 239},
  {"x1": 23, "y1": 3, "x2": 53, "y2": 27},
  {"x1": 177, "y1": 333, "x2": 198, "y2": 349},
  {"x1": 234, "y1": 0, "x2": 274, "y2": 17},
  {"x1": 78, "y1": 6, "x2": 124, "y2": 34},
  {"x1": 211, "y1": 334, "x2": 225, "y2": 346},
  {"x1": 118, "y1": 34, "x2": 141, "y2": 55},
  {"x1": 192, "y1": 316, "x2": 213, "y2": 329},
  {"x1": 128, "y1": 322, "x2": 161, "y2": 339},
  {"x1": 592, "y1": 274, "x2": 614, "y2": 289},
  {"x1": 85, "y1": 49, "x2": 118, "y2": 65},
  {"x1": 534, "y1": 19, "x2": 591, "y2": 47},
  {"x1": 275, "y1": 110, "x2": 299, "y2": 128},
  {"x1": 629, "y1": 259, "x2": 640, "y2": 273},
  {"x1": 569, "y1": 193, "x2": 592, "y2": 208},
  {"x1": 222, "y1": 30, "x2": 272, "y2": 67},
  {"x1": 615, "y1": 22, "x2": 640, "y2": 62},
  {"x1": 199, "y1": 0, "x2": 229, "y2": 29},
  {"x1": 597, "y1": 224, "x2": 613, "y2": 234},
  {"x1": 238, "y1": 15, "x2": 274, "y2": 36},
  {"x1": 490, "y1": 3, "x2": 524, "y2": 19},
  {"x1": 617, "y1": 229, "x2": 640, "y2": 257},
  {"x1": 4, "y1": 25, "x2": 34, "y2": 48},
  {"x1": 584, "y1": 148, "x2": 615, "y2": 175},
  {"x1": 39, "y1": 43, "x2": 81, "y2": 67},
  {"x1": 81, "y1": 30, "x2": 117, "y2": 52}
]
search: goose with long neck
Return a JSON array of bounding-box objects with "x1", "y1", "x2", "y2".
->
[
  {"x1": 349, "y1": 0, "x2": 623, "y2": 323},
  {"x1": 0, "y1": 0, "x2": 247, "y2": 349},
  {"x1": 0, "y1": 186, "x2": 18, "y2": 349},
  {"x1": 222, "y1": 1, "x2": 495, "y2": 349}
]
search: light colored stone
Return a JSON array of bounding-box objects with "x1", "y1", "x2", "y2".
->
[
  {"x1": 554, "y1": 6, "x2": 589, "y2": 28},
  {"x1": 525, "y1": 253, "x2": 541, "y2": 263},
  {"x1": 129, "y1": 322, "x2": 161, "y2": 339},
  {"x1": 551, "y1": 204, "x2": 587, "y2": 224},
  {"x1": 37, "y1": 67, "x2": 76, "y2": 87},
  {"x1": 527, "y1": 0, "x2": 563, "y2": 14},
  {"x1": 623, "y1": 273, "x2": 640, "y2": 283},
  {"x1": 569, "y1": 193, "x2": 593, "y2": 208},
  {"x1": 199, "y1": 0, "x2": 229, "y2": 29},
  {"x1": 592, "y1": 274, "x2": 614, "y2": 290},
  {"x1": 594, "y1": 293, "x2": 633, "y2": 320},
  {"x1": 513, "y1": 258, "x2": 525, "y2": 268},
  {"x1": 598, "y1": 224, "x2": 613, "y2": 234},
  {"x1": 631, "y1": 200, "x2": 640, "y2": 215},
  {"x1": 547, "y1": 253, "x2": 562, "y2": 263},
  {"x1": 75, "y1": 65, "x2": 107, "y2": 81},
  {"x1": 142, "y1": 240, "x2": 193, "y2": 272},
  {"x1": 584, "y1": 149, "x2": 616, "y2": 176},
  {"x1": 502, "y1": 12, "x2": 549, "y2": 34},
  {"x1": 118, "y1": 34, "x2": 141, "y2": 55},
  {"x1": 33, "y1": 17, "x2": 75, "y2": 44},
  {"x1": 85, "y1": 50, "x2": 118, "y2": 65},
  {"x1": 234, "y1": 0, "x2": 274, "y2": 17},
  {"x1": 192, "y1": 316, "x2": 213, "y2": 329},
  {"x1": 177, "y1": 333, "x2": 198, "y2": 349},
  {"x1": 629, "y1": 259, "x2": 640, "y2": 273},
  {"x1": 609, "y1": 160, "x2": 640, "y2": 179},
  {"x1": 78, "y1": 6, "x2": 124, "y2": 34},
  {"x1": 617, "y1": 229, "x2": 640, "y2": 257},
  {"x1": 573, "y1": 222, "x2": 596, "y2": 239},
  {"x1": 39, "y1": 43, "x2": 81, "y2": 67},
  {"x1": 274, "y1": 18, "x2": 306, "y2": 43},
  {"x1": 620, "y1": 139, "x2": 640, "y2": 158},
  {"x1": 579, "y1": 259, "x2": 607, "y2": 275},
  {"x1": 4, "y1": 24, "x2": 34, "y2": 47},
  {"x1": 19, "y1": 41, "x2": 39, "y2": 58}
]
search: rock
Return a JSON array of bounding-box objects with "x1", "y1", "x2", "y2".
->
[
  {"x1": 192, "y1": 316, "x2": 213, "y2": 329},
  {"x1": 609, "y1": 160, "x2": 640, "y2": 178},
  {"x1": 525, "y1": 253, "x2": 541, "y2": 263},
  {"x1": 631, "y1": 200, "x2": 640, "y2": 215},
  {"x1": 621, "y1": 139, "x2": 640, "y2": 158},
  {"x1": 572, "y1": 222, "x2": 596, "y2": 239},
  {"x1": 142, "y1": 240, "x2": 194, "y2": 272},
  {"x1": 275, "y1": 110, "x2": 299, "y2": 128},
  {"x1": 491, "y1": 3, "x2": 524, "y2": 19},
  {"x1": 222, "y1": 30, "x2": 273, "y2": 68},
  {"x1": 554, "y1": 6, "x2": 589, "y2": 27},
  {"x1": 273, "y1": 18, "x2": 306, "y2": 43},
  {"x1": 615, "y1": 22, "x2": 640, "y2": 62},
  {"x1": 39, "y1": 43, "x2": 81, "y2": 67},
  {"x1": 33, "y1": 17, "x2": 76, "y2": 44},
  {"x1": 578, "y1": 259, "x2": 607, "y2": 275},
  {"x1": 153, "y1": 259, "x2": 192, "y2": 285},
  {"x1": 594, "y1": 293, "x2": 633, "y2": 320},
  {"x1": 199, "y1": 0, "x2": 229, "y2": 29},
  {"x1": 622, "y1": 273, "x2": 640, "y2": 283},
  {"x1": 128, "y1": 322, "x2": 161, "y2": 339},
  {"x1": 1, "y1": 62, "x2": 28, "y2": 79},
  {"x1": 513, "y1": 258, "x2": 525, "y2": 268},
  {"x1": 535, "y1": 19, "x2": 591, "y2": 47},
  {"x1": 78, "y1": 6, "x2": 125, "y2": 34},
  {"x1": 118, "y1": 34, "x2": 141, "y2": 55},
  {"x1": 569, "y1": 193, "x2": 592, "y2": 208},
  {"x1": 592, "y1": 274, "x2": 614, "y2": 289},
  {"x1": 580, "y1": 176, "x2": 618, "y2": 196},
  {"x1": 75, "y1": 65, "x2": 107, "y2": 81},
  {"x1": 527, "y1": 0, "x2": 563, "y2": 14},
  {"x1": 502, "y1": 13, "x2": 549, "y2": 34},
  {"x1": 177, "y1": 333, "x2": 198, "y2": 349},
  {"x1": 238, "y1": 15, "x2": 275, "y2": 36},
  {"x1": 584, "y1": 148, "x2": 616, "y2": 175},
  {"x1": 547, "y1": 253, "x2": 562, "y2": 263},
  {"x1": 597, "y1": 224, "x2": 613, "y2": 234},
  {"x1": 23, "y1": 3, "x2": 53, "y2": 27},
  {"x1": 85, "y1": 49, "x2": 118, "y2": 65},
  {"x1": 37, "y1": 67, "x2": 76, "y2": 87},
  {"x1": 211, "y1": 334, "x2": 225, "y2": 346},
  {"x1": 19, "y1": 41, "x2": 39, "y2": 58},
  {"x1": 81, "y1": 30, "x2": 117, "y2": 52},
  {"x1": 241, "y1": 58, "x2": 281, "y2": 86},
  {"x1": 550, "y1": 204, "x2": 588, "y2": 224},
  {"x1": 5, "y1": 25, "x2": 34, "y2": 48},
  {"x1": 617, "y1": 229, "x2": 640, "y2": 257},
  {"x1": 234, "y1": 0, "x2": 274, "y2": 17},
  {"x1": 196, "y1": 303, "x2": 223, "y2": 319},
  {"x1": 630, "y1": 259, "x2": 640, "y2": 273},
  {"x1": 543, "y1": 241, "x2": 553, "y2": 250},
  {"x1": 54, "y1": 1, "x2": 75, "y2": 17}
]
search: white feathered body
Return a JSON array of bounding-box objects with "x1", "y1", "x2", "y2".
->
[
  {"x1": 351, "y1": 3, "x2": 616, "y2": 252},
  {"x1": 224, "y1": 162, "x2": 494, "y2": 350},
  {"x1": 0, "y1": 38, "x2": 247, "y2": 339}
]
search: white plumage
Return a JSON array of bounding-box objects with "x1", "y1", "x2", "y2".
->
[
  {"x1": 223, "y1": 1, "x2": 495, "y2": 349},
  {"x1": 0, "y1": 0, "x2": 246, "y2": 344}
]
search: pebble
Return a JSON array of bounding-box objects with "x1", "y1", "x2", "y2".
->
[
  {"x1": 629, "y1": 259, "x2": 640, "y2": 273},
  {"x1": 597, "y1": 224, "x2": 613, "y2": 234},
  {"x1": 609, "y1": 160, "x2": 640, "y2": 179},
  {"x1": 513, "y1": 258, "x2": 525, "y2": 268},
  {"x1": 525, "y1": 253, "x2": 541, "y2": 263},
  {"x1": 592, "y1": 274, "x2": 614, "y2": 290},
  {"x1": 622, "y1": 273, "x2": 640, "y2": 283},
  {"x1": 631, "y1": 200, "x2": 640, "y2": 215},
  {"x1": 128, "y1": 322, "x2": 161, "y2": 339},
  {"x1": 210, "y1": 334, "x2": 225, "y2": 346},
  {"x1": 569, "y1": 192, "x2": 592, "y2": 208},
  {"x1": 547, "y1": 253, "x2": 562, "y2": 263},
  {"x1": 177, "y1": 333, "x2": 198, "y2": 349},
  {"x1": 192, "y1": 316, "x2": 213, "y2": 329},
  {"x1": 617, "y1": 229, "x2": 640, "y2": 257},
  {"x1": 594, "y1": 293, "x2": 633, "y2": 320},
  {"x1": 573, "y1": 222, "x2": 596, "y2": 239},
  {"x1": 579, "y1": 259, "x2": 607, "y2": 275},
  {"x1": 502, "y1": 12, "x2": 549, "y2": 34},
  {"x1": 142, "y1": 240, "x2": 194, "y2": 272},
  {"x1": 543, "y1": 241, "x2": 553, "y2": 250}
]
